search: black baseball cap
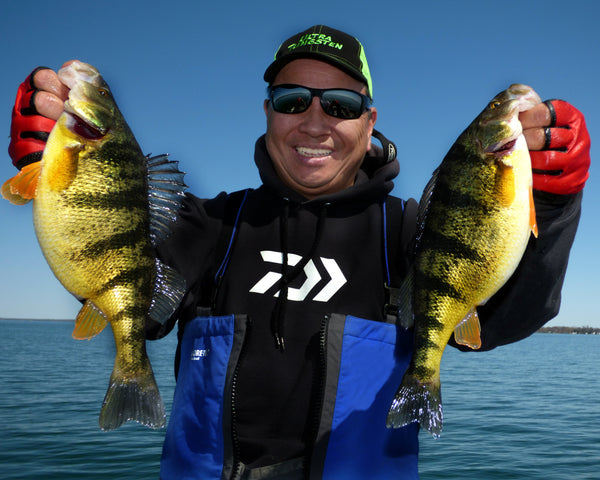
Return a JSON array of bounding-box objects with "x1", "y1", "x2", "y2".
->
[{"x1": 264, "y1": 25, "x2": 373, "y2": 99}]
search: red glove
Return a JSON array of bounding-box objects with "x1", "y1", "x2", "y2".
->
[
  {"x1": 8, "y1": 67, "x2": 57, "y2": 170},
  {"x1": 530, "y1": 100, "x2": 590, "y2": 195}
]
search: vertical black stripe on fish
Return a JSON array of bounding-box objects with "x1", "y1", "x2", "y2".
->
[
  {"x1": 417, "y1": 270, "x2": 465, "y2": 302},
  {"x1": 419, "y1": 228, "x2": 486, "y2": 263},
  {"x1": 414, "y1": 312, "x2": 447, "y2": 333},
  {"x1": 426, "y1": 177, "x2": 496, "y2": 215},
  {"x1": 61, "y1": 188, "x2": 148, "y2": 211},
  {"x1": 94, "y1": 265, "x2": 154, "y2": 297},
  {"x1": 95, "y1": 136, "x2": 144, "y2": 160},
  {"x1": 72, "y1": 224, "x2": 150, "y2": 261},
  {"x1": 412, "y1": 363, "x2": 436, "y2": 381},
  {"x1": 411, "y1": 364, "x2": 439, "y2": 382},
  {"x1": 410, "y1": 330, "x2": 443, "y2": 379},
  {"x1": 111, "y1": 307, "x2": 150, "y2": 329}
]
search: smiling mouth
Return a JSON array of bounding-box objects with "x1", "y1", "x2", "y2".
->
[{"x1": 296, "y1": 146, "x2": 333, "y2": 158}]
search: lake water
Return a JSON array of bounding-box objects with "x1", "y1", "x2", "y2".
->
[{"x1": 1, "y1": 319, "x2": 598, "y2": 479}]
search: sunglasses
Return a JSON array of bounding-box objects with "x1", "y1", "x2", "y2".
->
[{"x1": 267, "y1": 84, "x2": 372, "y2": 120}]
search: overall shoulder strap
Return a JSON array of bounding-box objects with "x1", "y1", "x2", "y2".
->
[
  {"x1": 383, "y1": 196, "x2": 418, "y2": 321},
  {"x1": 209, "y1": 188, "x2": 251, "y2": 311}
]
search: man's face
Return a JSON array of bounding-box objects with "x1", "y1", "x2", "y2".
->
[{"x1": 264, "y1": 59, "x2": 377, "y2": 199}]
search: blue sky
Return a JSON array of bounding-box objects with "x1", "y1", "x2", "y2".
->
[{"x1": 0, "y1": 0, "x2": 597, "y2": 327}]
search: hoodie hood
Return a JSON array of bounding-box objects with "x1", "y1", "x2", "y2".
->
[{"x1": 254, "y1": 132, "x2": 400, "y2": 205}]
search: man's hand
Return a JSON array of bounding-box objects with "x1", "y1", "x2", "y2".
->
[
  {"x1": 520, "y1": 100, "x2": 590, "y2": 195},
  {"x1": 8, "y1": 62, "x2": 72, "y2": 170}
]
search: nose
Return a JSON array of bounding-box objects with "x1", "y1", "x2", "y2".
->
[{"x1": 297, "y1": 96, "x2": 332, "y2": 136}]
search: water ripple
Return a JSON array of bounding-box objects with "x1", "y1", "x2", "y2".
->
[{"x1": 1, "y1": 321, "x2": 598, "y2": 479}]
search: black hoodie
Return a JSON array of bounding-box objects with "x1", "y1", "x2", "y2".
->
[{"x1": 154, "y1": 133, "x2": 582, "y2": 468}]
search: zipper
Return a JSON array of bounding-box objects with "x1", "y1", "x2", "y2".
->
[
  {"x1": 303, "y1": 314, "x2": 330, "y2": 478},
  {"x1": 230, "y1": 316, "x2": 252, "y2": 480}
]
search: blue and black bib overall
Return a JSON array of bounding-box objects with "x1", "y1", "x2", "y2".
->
[{"x1": 160, "y1": 191, "x2": 420, "y2": 479}]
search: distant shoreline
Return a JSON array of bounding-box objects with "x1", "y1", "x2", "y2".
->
[
  {"x1": 538, "y1": 326, "x2": 600, "y2": 335},
  {"x1": 2, "y1": 318, "x2": 599, "y2": 334},
  {"x1": 0, "y1": 318, "x2": 73, "y2": 322}
]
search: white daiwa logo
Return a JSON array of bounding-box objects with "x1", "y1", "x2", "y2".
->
[{"x1": 250, "y1": 250, "x2": 347, "y2": 302}]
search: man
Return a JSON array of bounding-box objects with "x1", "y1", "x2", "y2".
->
[{"x1": 7, "y1": 25, "x2": 590, "y2": 479}]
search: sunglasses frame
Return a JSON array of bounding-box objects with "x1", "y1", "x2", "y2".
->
[{"x1": 267, "y1": 84, "x2": 372, "y2": 120}]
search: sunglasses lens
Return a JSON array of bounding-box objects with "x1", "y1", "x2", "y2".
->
[
  {"x1": 269, "y1": 86, "x2": 369, "y2": 119},
  {"x1": 321, "y1": 90, "x2": 365, "y2": 119},
  {"x1": 270, "y1": 87, "x2": 312, "y2": 114}
]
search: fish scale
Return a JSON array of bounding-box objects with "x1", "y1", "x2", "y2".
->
[{"x1": 387, "y1": 84, "x2": 541, "y2": 437}]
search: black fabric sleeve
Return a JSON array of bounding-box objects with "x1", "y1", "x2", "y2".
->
[
  {"x1": 452, "y1": 190, "x2": 583, "y2": 351},
  {"x1": 145, "y1": 192, "x2": 228, "y2": 340}
]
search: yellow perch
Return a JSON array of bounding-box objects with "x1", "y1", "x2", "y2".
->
[
  {"x1": 2, "y1": 61, "x2": 186, "y2": 430},
  {"x1": 387, "y1": 84, "x2": 540, "y2": 437}
]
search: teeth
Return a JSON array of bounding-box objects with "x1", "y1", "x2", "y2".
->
[{"x1": 296, "y1": 147, "x2": 332, "y2": 157}]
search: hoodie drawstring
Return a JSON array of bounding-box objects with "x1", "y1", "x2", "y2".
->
[{"x1": 271, "y1": 201, "x2": 329, "y2": 351}]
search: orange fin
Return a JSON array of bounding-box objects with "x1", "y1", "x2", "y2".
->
[
  {"x1": 494, "y1": 161, "x2": 516, "y2": 207},
  {"x1": 46, "y1": 145, "x2": 81, "y2": 192},
  {"x1": 529, "y1": 187, "x2": 538, "y2": 238},
  {"x1": 73, "y1": 300, "x2": 109, "y2": 340},
  {"x1": 454, "y1": 308, "x2": 482, "y2": 350},
  {"x1": 1, "y1": 161, "x2": 42, "y2": 205}
]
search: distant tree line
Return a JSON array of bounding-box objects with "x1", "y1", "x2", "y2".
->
[{"x1": 538, "y1": 326, "x2": 600, "y2": 335}]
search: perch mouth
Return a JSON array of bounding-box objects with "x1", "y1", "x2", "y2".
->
[
  {"x1": 488, "y1": 138, "x2": 516, "y2": 155},
  {"x1": 64, "y1": 108, "x2": 106, "y2": 140},
  {"x1": 481, "y1": 134, "x2": 519, "y2": 158}
]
